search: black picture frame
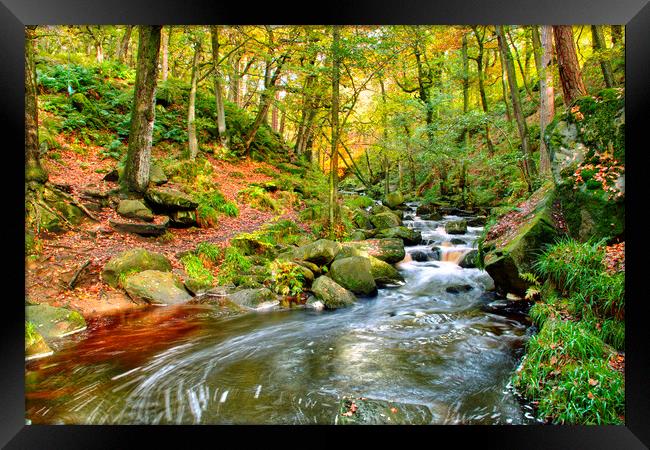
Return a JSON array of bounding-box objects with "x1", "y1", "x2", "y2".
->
[{"x1": 2, "y1": 0, "x2": 648, "y2": 447}]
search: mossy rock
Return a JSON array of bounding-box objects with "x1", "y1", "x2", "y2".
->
[
  {"x1": 168, "y1": 210, "x2": 198, "y2": 228},
  {"x1": 343, "y1": 238, "x2": 405, "y2": 264},
  {"x1": 184, "y1": 278, "x2": 213, "y2": 296},
  {"x1": 329, "y1": 256, "x2": 377, "y2": 296},
  {"x1": 370, "y1": 212, "x2": 402, "y2": 230},
  {"x1": 117, "y1": 199, "x2": 154, "y2": 222},
  {"x1": 288, "y1": 239, "x2": 342, "y2": 266},
  {"x1": 149, "y1": 163, "x2": 168, "y2": 186},
  {"x1": 445, "y1": 220, "x2": 467, "y2": 235},
  {"x1": 368, "y1": 256, "x2": 404, "y2": 286},
  {"x1": 375, "y1": 226, "x2": 422, "y2": 245},
  {"x1": 145, "y1": 187, "x2": 199, "y2": 212},
  {"x1": 26, "y1": 304, "x2": 86, "y2": 340},
  {"x1": 483, "y1": 187, "x2": 559, "y2": 296},
  {"x1": 228, "y1": 288, "x2": 278, "y2": 309},
  {"x1": 123, "y1": 270, "x2": 192, "y2": 305},
  {"x1": 555, "y1": 182, "x2": 624, "y2": 242},
  {"x1": 25, "y1": 322, "x2": 53, "y2": 361},
  {"x1": 311, "y1": 276, "x2": 356, "y2": 309},
  {"x1": 384, "y1": 191, "x2": 404, "y2": 209},
  {"x1": 349, "y1": 230, "x2": 367, "y2": 241},
  {"x1": 101, "y1": 248, "x2": 172, "y2": 288},
  {"x1": 230, "y1": 234, "x2": 275, "y2": 258}
]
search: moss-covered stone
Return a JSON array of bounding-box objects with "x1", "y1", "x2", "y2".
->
[
  {"x1": 483, "y1": 187, "x2": 559, "y2": 296},
  {"x1": 26, "y1": 304, "x2": 86, "y2": 340},
  {"x1": 368, "y1": 256, "x2": 404, "y2": 286},
  {"x1": 123, "y1": 270, "x2": 192, "y2": 305},
  {"x1": 228, "y1": 288, "x2": 278, "y2": 308},
  {"x1": 117, "y1": 199, "x2": 154, "y2": 222},
  {"x1": 288, "y1": 239, "x2": 342, "y2": 266},
  {"x1": 168, "y1": 210, "x2": 198, "y2": 228},
  {"x1": 330, "y1": 256, "x2": 377, "y2": 296},
  {"x1": 149, "y1": 163, "x2": 168, "y2": 186},
  {"x1": 101, "y1": 248, "x2": 172, "y2": 287},
  {"x1": 343, "y1": 238, "x2": 406, "y2": 264},
  {"x1": 231, "y1": 234, "x2": 275, "y2": 258},
  {"x1": 370, "y1": 212, "x2": 402, "y2": 230},
  {"x1": 145, "y1": 187, "x2": 198, "y2": 211},
  {"x1": 375, "y1": 226, "x2": 422, "y2": 245},
  {"x1": 445, "y1": 220, "x2": 467, "y2": 235},
  {"x1": 25, "y1": 321, "x2": 53, "y2": 361},
  {"x1": 384, "y1": 191, "x2": 404, "y2": 209},
  {"x1": 311, "y1": 276, "x2": 356, "y2": 309}
]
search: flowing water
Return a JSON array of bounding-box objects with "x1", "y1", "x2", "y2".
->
[{"x1": 26, "y1": 203, "x2": 535, "y2": 425}]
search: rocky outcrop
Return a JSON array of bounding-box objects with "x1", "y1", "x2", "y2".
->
[
  {"x1": 117, "y1": 199, "x2": 154, "y2": 222},
  {"x1": 311, "y1": 276, "x2": 356, "y2": 309},
  {"x1": 329, "y1": 256, "x2": 377, "y2": 296},
  {"x1": 101, "y1": 248, "x2": 172, "y2": 287}
]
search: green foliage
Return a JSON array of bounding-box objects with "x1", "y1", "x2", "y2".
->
[
  {"x1": 181, "y1": 254, "x2": 214, "y2": 289},
  {"x1": 238, "y1": 186, "x2": 279, "y2": 212},
  {"x1": 195, "y1": 241, "x2": 222, "y2": 263},
  {"x1": 194, "y1": 190, "x2": 239, "y2": 228},
  {"x1": 268, "y1": 260, "x2": 305, "y2": 297},
  {"x1": 343, "y1": 195, "x2": 374, "y2": 209},
  {"x1": 217, "y1": 246, "x2": 252, "y2": 284}
]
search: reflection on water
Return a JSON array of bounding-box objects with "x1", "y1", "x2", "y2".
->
[{"x1": 26, "y1": 204, "x2": 533, "y2": 425}]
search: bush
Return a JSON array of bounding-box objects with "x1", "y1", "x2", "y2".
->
[
  {"x1": 181, "y1": 254, "x2": 214, "y2": 289},
  {"x1": 217, "y1": 246, "x2": 252, "y2": 284},
  {"x1": 268, "y1": 260, "x2": 305, "y2": 298},
  {"x1": 238, "y1": 186, "x2": 279, "y2": 212}
]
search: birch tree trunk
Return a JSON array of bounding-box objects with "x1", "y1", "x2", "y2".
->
[
  {"x1": 187, "y1": 40, "x2": 201, "y2": 160},
  {"x1": 328, "y1": 25, "x2": 341, "y2": 239},
  {"x1": 124, "y1": 26, "x2": 161, "y2": 193},
  {"x1": 161, "y1": 26, "x2": 171, "y2": 82},
  {"x1": 210, "y1": 25, "x2": 228, "y2": 149}
]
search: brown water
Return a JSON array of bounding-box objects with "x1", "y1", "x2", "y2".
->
[{"x1": 26, "y1": 204, "x2": 535, "y2": 424}]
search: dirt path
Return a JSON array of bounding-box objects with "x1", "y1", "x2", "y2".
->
[{"x1": 27, "y1": 146, "x2": 306, "y2": 318}]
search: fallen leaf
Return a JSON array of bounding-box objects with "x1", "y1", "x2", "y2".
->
[
  {"x1": 390, "y1": 407, "x2": 398, "y2": 414},
  {"x1": 587, "y1": 392, "x2": 595, "y2": 400},
  {"x1": 588, "y1": 378, "x2": 599, "y2": 386}
]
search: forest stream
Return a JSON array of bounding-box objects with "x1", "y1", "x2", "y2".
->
[{"x1": 26, "y1": 203, "x2": 538, "y2": 425}]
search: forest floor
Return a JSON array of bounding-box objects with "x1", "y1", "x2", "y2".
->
[{"x1": 26, "y1": 136, "x2": 306, "y2": 317}]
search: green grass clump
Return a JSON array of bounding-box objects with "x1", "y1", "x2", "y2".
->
[
  {"x1": 195, "y1": 242, "x2": 221, "y2": 263},
  {"x1": 513, "y1": 319, "x2": 623, "y2": 424},
  {"x1": 238, "y1": 186, "x2": 279, "y2": 212},
  {"x1": 217, "y1": 246, "x2": 252, "y2": 284},
  {"x1": 181, "y1": 254, "x2": 214, "y2": 289},
  {"x1": 195, "y1": 190, "x2": 239, "y2": 227}
]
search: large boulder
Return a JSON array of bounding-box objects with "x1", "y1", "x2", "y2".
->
[
  {"x1": 231, "y1": 234, "x2": 275, "y2": 257},
  {"x1": 458, "y1": 249, "x2": 479, "y2": 268},
  {"x1": 145, "y1": 187, "x2": 198, "y2": 212},
  {"x1": 123, "y1": 270, "x2": 192, "y2": 305},
  {"x1": 228, "y1": 288, "x2": 278, "y2": 309},
  {"x1": 384, "y1": 191, "x2": 404, "y2": 209},
  {"x1": 370, "y1": 212, "x2": 402, "y2": 230},
  {"x1": 168, "y1": 210, "x2": 198, "y2": 228},
  {"x1": 375, "y1": 226, "x2": 422, "y2": 245},
  {"x1": 545, "y1": 89, "x2": 625, "y2": 241},
  {"x1": 368, "y1": 256, "x2": 404, "y2": 286},
  {"x1": 101, "y1": 248, "x2": 172, "y2": 288},
  {"x1": 117, "y1": 199, "x2": 154, "y2": 222},
  {"x1": 482, "y1": 186, "x2": 559, "y2": 296},
  {"x1": 286, "y1": 239, "x2": 341, "y2": 266},
  {"x1": 26, "y1": 305, "x2": 86, "y2": 340},
  {"x1": 311, "y1": 276, "x2": 356, "y2": 309},
  {"x1": 445, "y1": 220, "x2": 467, "y2": 235},
  {"x1": 343, "y1": 238, "x2": 405, "y2": 264},
  {"x1": 330, "y1": 256, "x2": 377, "y2": 296}
]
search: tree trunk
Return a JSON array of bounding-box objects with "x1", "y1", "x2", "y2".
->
[
  {"x1": 591, "y1": 25, "x2": 614, "y2": 88},
  {"x1": 116, "y1": 26, "x2": 133, "y2": 64},
  {"x1": 461, "y1": 33, "x2": 470, "y2": 147},
  {"x1": 611, "y1": 25, "x2": 623, "y2": 45},
  {"x1": 161, "y1": 26, "x2": 171, "y2": 81},
  {"x1": 496, "y1": 25, "x2": 536, "y2": 187},
  {"x1": 498, "y1": 45, "x2": 513, "y2": 122},
  {"x1": 124, "y1": 26, "x2": 162, "y2": 193},
  {"x1": 553, "y1": 25, "x2": 587, "y2": 106},
  {"x1": 328, "y1": 25, "x2": 341, "y2": 239},
  {"x1": 25, "y1": 26, "x2": 47, "y2": 183},
  {"x1": 271, "y1": 90, "x2": 280, "y2": 132},
  {"x1": 507, "y1": 28, "x2": 533, "y2": 98},
  {"x1": 539, "y1": 25, "x2": 555, "y2": 177},
  {"x1": 210, "y1": 26, "x2": 228, "y2": 150},
  {"x1": 477, "y1": 42, "x2": 495, "y2": 154},
  {"x1": 188, "y1": 40, "x2": 201, "y2": 160},
  {"x1": 531, "y1": 26, "x2": 543, "y2": 77}
]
